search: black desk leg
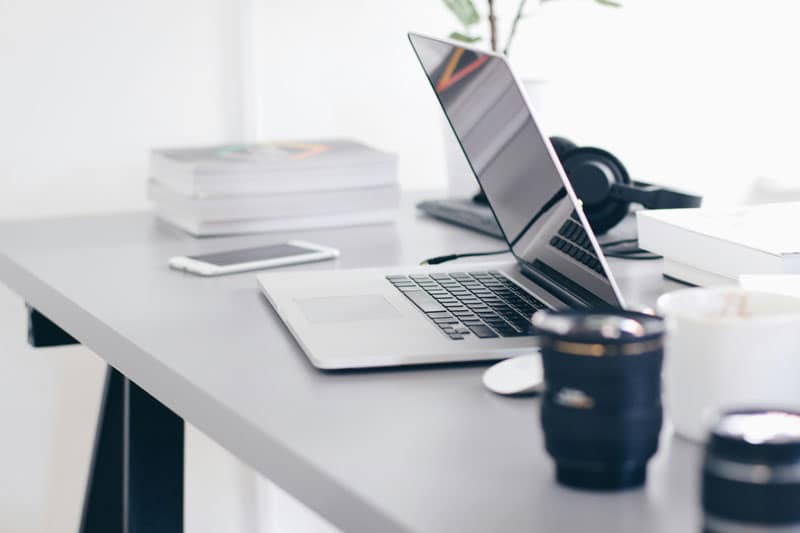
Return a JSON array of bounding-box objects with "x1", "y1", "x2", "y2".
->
[
  {"x1": 79, "y1": 367, "x2": 184, "y2": 533},
  {"x1": 123, "y1": 375, "x2": 184, "y2": 533},
  {"x1": 79, "y1": 367, "x2": 124, "y2": 533},
  {"x1": 26, "y1": 305, "x2": 78, "y2": 347}
]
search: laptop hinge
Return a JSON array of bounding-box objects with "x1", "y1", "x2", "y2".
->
[
  {"x1": 519, "y1": 260, "x2": 620, "y2": 311},
  {"x1": 520, "y1": 263, "x2": 587, "y2": 308}
]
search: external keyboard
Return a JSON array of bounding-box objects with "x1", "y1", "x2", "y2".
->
[
  {"x1": 386, "y1": 271, "x2": 547, "y2": 340},
  {"x1": 416, "y1": 199, "x2": 504, "y2": 239}
]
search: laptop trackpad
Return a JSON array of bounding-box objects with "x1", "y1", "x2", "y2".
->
[{"x1": 296, "y1": 295, "x2": 401, "y2": 323}]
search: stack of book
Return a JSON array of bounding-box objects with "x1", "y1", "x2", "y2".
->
[
  {"x1": 637, "y1": 202, "x2": 800, "y2": 286},
  {"x1": 148, "y1": 139, "x2": 399, "y2": 236}
]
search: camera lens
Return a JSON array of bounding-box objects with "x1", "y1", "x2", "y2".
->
[
  {"x1": 703, "y1": 409, "x2": 800, "y2": 532},
  {"x1": 532, "y1": 310, "x2": 664, "y2": 490}
]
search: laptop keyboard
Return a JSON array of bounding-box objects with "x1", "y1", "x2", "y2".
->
[
  {"x1": 386, "y1": 271, "x2": 547, "y2": 340},
  {"x1": 549, "y1": 211, "x2": 604, "y2": 275}
]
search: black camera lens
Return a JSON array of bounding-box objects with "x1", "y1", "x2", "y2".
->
[
  {"x1": 532, "y1": 310, "x2": 664, "y2": 490},
  {"x1": 703, "y1": 410, "x2": 800, "y2": 532}
]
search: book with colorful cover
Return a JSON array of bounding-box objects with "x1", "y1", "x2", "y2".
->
[{"x1": 155, "y1": 138, "x2": 394, "y2": 168}]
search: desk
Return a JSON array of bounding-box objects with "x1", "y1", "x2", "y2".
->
[{"x1": 0, "y1": 194, "x2": 693, "y2": 533}]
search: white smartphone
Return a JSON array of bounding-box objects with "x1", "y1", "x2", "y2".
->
[{"x1": 168, "y1": 240, "x2": 339, "y2": 276}]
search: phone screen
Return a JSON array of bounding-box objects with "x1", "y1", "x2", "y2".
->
[{"x1": 188, "y1": 244, "x2": 314, "y2": 266}]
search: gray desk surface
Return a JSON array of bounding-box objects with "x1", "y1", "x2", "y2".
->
[{"x1": 0, "y1": 194, "x2": 694, "y2": 533}]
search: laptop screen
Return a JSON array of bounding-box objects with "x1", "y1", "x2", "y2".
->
[{"x1": 409, "y1": 33, "x2": 622, "y2": 309}]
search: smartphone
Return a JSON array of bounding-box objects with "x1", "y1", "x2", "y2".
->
[{"x1": 168, "y1": 240, "x2": 339, "y2": 276}]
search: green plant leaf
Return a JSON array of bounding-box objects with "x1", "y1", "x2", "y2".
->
[
  {"x1": 594, "y1": 0, "x2": 622, "y2": 7},
  {"x1": 443, "y1": 0, "x2": 480, "y2": 27},
  {"x1": 449, "y1": 31, "x2": 482, "y2": 43}
]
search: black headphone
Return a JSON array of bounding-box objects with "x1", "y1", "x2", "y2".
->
[{"x1": 548, "y1": 136, "x2": 702, "y2": 234}]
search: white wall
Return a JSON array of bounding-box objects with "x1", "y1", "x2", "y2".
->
[
  {"x1": 252, "y1": 0, "x2": 456, "y2": 191},
  {"x1": 0, "y1": 0, "x2": 240, "y2": 219},
  {"x1": 511, "y1": 0, "x2": 800, "y2": 205},
  {"x1": 254, "y1": 0, "x2": 800, "y2": 203}
]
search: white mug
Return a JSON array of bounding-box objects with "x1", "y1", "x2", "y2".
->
[{"x1": 657, "y1": 287, "x2": 800, "y2": 442}]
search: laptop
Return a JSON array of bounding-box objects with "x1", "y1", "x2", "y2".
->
[{"x1": 257, "y1": 33, "x2": 625, "y2": 369}]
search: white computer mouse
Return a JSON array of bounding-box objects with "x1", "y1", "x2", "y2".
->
[{"x1": 482, "y1": 351, "x2": 544, "y2": 396}]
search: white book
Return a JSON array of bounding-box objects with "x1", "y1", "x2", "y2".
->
[
  {"x1": 153, "y1": 160, "x2": 397, "y2": 198},
  {"x1": 637, "y1": 203, "x2": 800, "y2": 286},
  {"x1": 662, "y1": 258, "x2": 738, "y2": 287},
  {"x1": 739, "y1": 274, "x2": 800, "y2": 298},
  {"x1": 148, "y1": 180, "x2": 399, "y2": 222},
  {"x1": 150, "y1": 138, "x2": 397, "y2": 186},
  {"x1": 156, "y1": 208, "x2": 397, "y2": 237}
]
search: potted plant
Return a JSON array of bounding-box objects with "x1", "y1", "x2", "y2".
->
[
  {"x1": 439, "y1": 0, "x2": 620, "y2": 197},
  {"x1": 443, "y1": 0, "x2": 620, "y2": 55}
]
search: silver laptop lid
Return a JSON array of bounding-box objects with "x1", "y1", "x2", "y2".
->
[{"x1": 408, "y1": 33, "x2": 624, "y2": 309}]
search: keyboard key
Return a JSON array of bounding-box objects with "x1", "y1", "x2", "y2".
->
[
  {"x1": 403, "y1": 291, "x2": 446, "y2": 313},
  {"x1": 508, "y1": 319, "x2": 530, "y2": 331},
  {"x1": 449, "y1": 334, "x2": 465, "y2": 340},
  {"x1": 516, "y1": 304, "x2": 535, "y2": 316},
  {"x1": 428, "y1": 311, "x2": 453, "y2": 319},
  {"x1": 468, "y1": 324, "x2": 498, "y2": 338}
]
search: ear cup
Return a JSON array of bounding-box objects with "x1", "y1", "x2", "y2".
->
[
  {"x1": 560, "y1": 147, "x2": 631, "y2": 235},
  {"x1": 549, "y1": 136, "x2": 578, "y2": 162}
]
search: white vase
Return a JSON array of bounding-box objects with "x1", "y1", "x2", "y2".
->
[{"x1": 443, "y1": 79, "x2": 546, "y2": 198}]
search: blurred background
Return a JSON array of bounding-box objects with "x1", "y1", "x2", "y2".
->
[{"x1": 2, "y1": 0, "x2": 800, "y2": 531}]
